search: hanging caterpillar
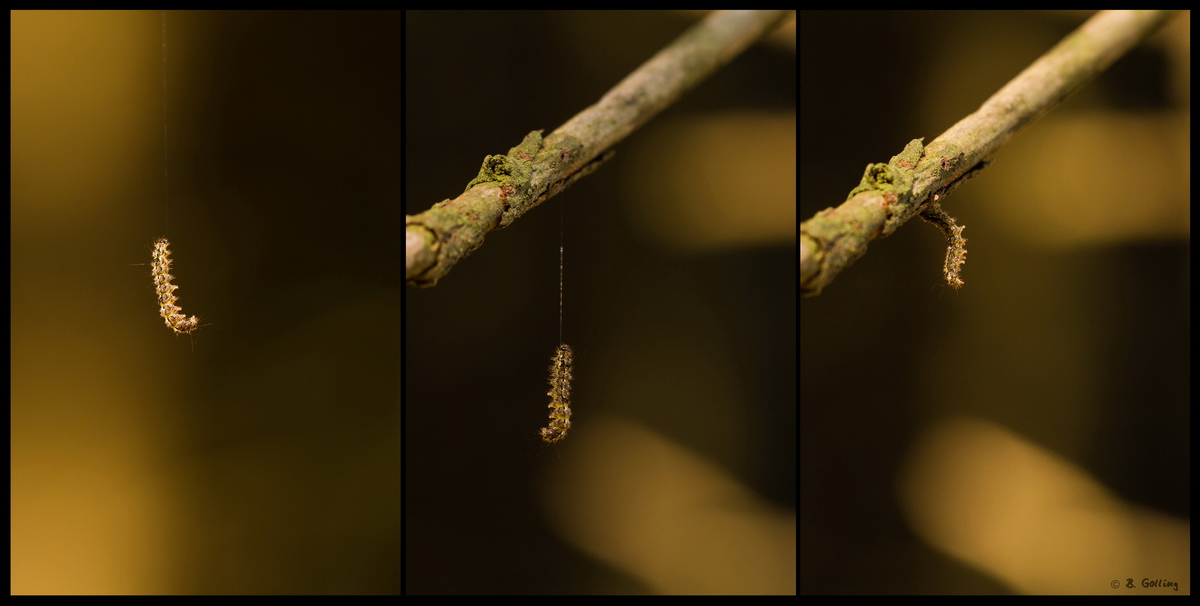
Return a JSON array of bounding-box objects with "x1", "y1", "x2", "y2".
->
[
  {"x1": 942, "y1": 223, "x2": 968, "y2": 289},
  {"x1": 541, "y1": 343, "x2": 573, "y2": 443},
  {"x1": 151, "y1": 237, "x2": 200, "y2": 334},
  {"x1": 918, "y1": 201, "x2": 968, "y2": 289}
]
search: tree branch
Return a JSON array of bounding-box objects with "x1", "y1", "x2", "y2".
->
[
  {"x1": 800, "y1": 10, "x2": 1177, "y2": 297},
  {"x1": 406, "y1": 10, "x2": 793, "y2": 287}
]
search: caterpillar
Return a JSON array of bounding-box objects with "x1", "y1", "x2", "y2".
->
[
  {"x1": 541, "y1": 343, "x2": 573, "y2": 443},
  {"x1": 918, "y1": 201, "x2": 967, "y2": 289},
  {"x1": 943, "y1": 223, "x2": 968, "y2": 289},
  {"x1": 151, "y1": 237, "x2": 200, "y2": 334}
]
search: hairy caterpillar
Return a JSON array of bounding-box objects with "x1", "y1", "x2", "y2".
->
[
  {"x1": 918, "y1": 201, "x2": 967, "y2": 289},
  {"x1": 151, "y1": 237, "x2": 200, "y2": 334},
  {"x1": 541, "y1": 343, "x2": 573, "y2": 443},
  {"x1": 943, "y1": 223, "x2": 968, "y2": 289}
]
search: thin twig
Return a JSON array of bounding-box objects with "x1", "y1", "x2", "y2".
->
[
  {"x1": 406, "y1": 10, "x2": 793, "y2": 287},
  {"x1": 800, "y1": 10, "x2": 1177, "y2": 297}
]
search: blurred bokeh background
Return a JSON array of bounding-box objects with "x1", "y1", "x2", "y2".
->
[
  {"x1": 12, "y1": 10, "x2": 400, "y2": 594},
  {"x1": 800, "y1": 11, "x2": 1189, "y2": 595},
  {"x1": 405, "y1": 11, "x2": 796, "y2": 594}
]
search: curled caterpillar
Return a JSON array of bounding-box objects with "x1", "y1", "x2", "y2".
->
[
  {"x1": 918, "y1": 201, "x2": 967, "y2": 289},
  {"x1": 151, "y1": 237, "x2": 200, "y2": 334},
  {"x1": 541, "y1": 343, "x2": 573, "y2": 443}
]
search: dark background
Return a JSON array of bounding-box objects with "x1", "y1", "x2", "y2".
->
[
  {"x1": 801, "y1": 11, "x2": 1189, "y2": 595},
  {"x1": 405, "y1": 11, "x2": 796, "y2": 595},
  {"x1": 13, "y1": 10, "x2": 400, "y2": 594}
]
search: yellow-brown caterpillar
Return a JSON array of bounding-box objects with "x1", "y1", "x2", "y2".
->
[
  {"x1": 151, "y1": 237, "x2": 200, "y2": 334},
  {"x1": 541, "y1": 343, "x2": 573, "y2": 443},
  {"x1": 919, "y1": 201, "x2": 968, "y2": 289},
  {"x1": 943, "y1": 223, "x2": 968, "y2": 289}
]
